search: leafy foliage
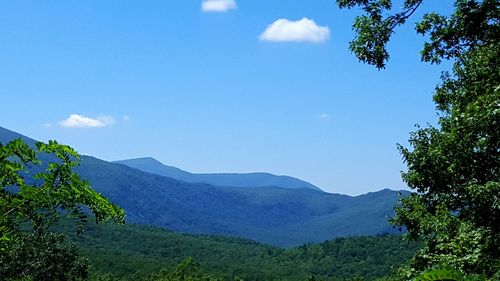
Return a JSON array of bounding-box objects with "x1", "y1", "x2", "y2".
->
[
  {"x1": 0, "y1": 138, "x2": 125, "y2": 280},
  {"x1": 0, "y1": 231, "x2": 89, "y2": 281},
  {"x1": 416, "y1": 0, "x2": 499, "y2": 64},
  {"x1": 336, "y1": 0, "x2": 500, "y2": 68},
  {"x1": 414, "y1": 267, "x2": 490, "y2": 281},
  {"x1": 391, "y1": 41, "x2": 500, "y2": 278},
  {"x1": 148, "y1": 257, "x2": 224, "y2": 281},
  {"x1": 0, "y1": 139, "x2": 124, "y2": 242},
  {"x1": 337, "y1": 0, "x2": 500, "y2": 279}
]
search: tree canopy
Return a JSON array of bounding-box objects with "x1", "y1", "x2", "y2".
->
[
  {"x1": 337, "y1": 0, "x2": 499, "y2": 68},
  {"x1": 393, "y1": 42, "x2": 499, "y2": 278},
  {"x1": 0, "y1": 138, "x2": 125, "y2": 280},
  {"x1": 0, "y1": 139, "x2": 124, "y2": 241},
  {"x1": 338, "y1": 0, "x2": 499, "y2": 278}
]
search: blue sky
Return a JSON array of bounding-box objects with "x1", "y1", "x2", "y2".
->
[{"x1": 0, "y1": 0, "x2": 453, "y2": 195}]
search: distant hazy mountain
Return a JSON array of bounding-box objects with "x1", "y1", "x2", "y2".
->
[
  {"x1": 114, "y1": 157, "x2": 322, "y2": 191},
  {"x1": 0, "y1": 126, "x2": 37, "y2": 146},
  {"x1": 0, "y1": 125, "x2": 406, "y2": 247}
]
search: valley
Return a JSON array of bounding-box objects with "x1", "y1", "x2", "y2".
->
[{"x1": 1, "y1": 126, "x2": 406, "y2": 247}]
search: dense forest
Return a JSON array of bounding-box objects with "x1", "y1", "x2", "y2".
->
[{"x1": 60, "y1": 222, "x2": 421, "y2": 281}]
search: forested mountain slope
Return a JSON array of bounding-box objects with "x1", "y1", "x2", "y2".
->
[
  {"x1": 1, "y1": 125, "x2": 406, "y2": 247},
  {"x1": 59, "y1": 221, "x2": 421, "y2": 281}
]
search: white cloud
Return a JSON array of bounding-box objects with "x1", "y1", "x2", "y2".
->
[
  {"x1": 260, "y1": 18, "x2": 330, "y2": 43},
  {"x1": 123, "y1": 115, "x2": 130, "y2": 121},
  {"x1": 201, "y1": 0, "x2": 236, "y2": 12},
  {"x1": 317, "y1": 113, "x2": 330, "y2": 119},
  {"x1": 59, "y1": 114, "x2": 115, "y2": 128},
  {"x1": 42, "y1": 123, "x2": 52, "y2": 128}
]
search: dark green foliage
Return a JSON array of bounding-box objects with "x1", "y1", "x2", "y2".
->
[
  {"x1": 0, "y1": 231, "x2": 88, "y2": 281},
  {"x1": 392, "y1": 42, "x2": 500, "y2": 278},
  {"x1": 54, "y1": 221, "x2": 421, "y2": 281},
  {"x1": 337, "y1": 0, "x2": 499, "y2": 278},
  {"x1": 336, "y1": 0, "x2": 425, "y2": 68},
  {"x1": 336, "y1": 0, "x2": 499, "y2": 68},
  {"x1": 415, "y1": 0, "x2": 499, "y2": 64},
  {"x1": 414, "y1": 267, "x2": 490, "y2": 281},
  {"x1": 147, "y1": 257, "x2": 224, "y2": 281}
]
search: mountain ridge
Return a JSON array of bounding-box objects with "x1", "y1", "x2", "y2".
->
[
  {"x1": 0, "y1": 125, "x2": 406, "y2": 247},
  {"x1": 113, "y1": 157, "x2": 323, "y2": 192}
]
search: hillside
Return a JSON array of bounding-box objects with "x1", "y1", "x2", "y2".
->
[
  {"x1": 114, "y1": 157, "x2": 322, "y2": 191},
  {"x1": 0, "y1": 125, "x2": 406, "y2": 247},
  {"x1": 59, "y1": 221, "x2": 422, "y2": 281}
]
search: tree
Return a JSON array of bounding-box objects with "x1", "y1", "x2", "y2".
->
[
  {"x1": 0, "y1": 232, "x2": 89, "y2": 281},
  {"x1": 337, "y1": 0, "x2": 499, "y2": 278},
  {"x1": 336, "y1": 0, "x2": 499, "y2": 69},
  {"x1": 149, "y1": 257, "x2": 223, "y2": 281},
  {"x1": 414, "y1": 268, "x2": 488, "y2": 281},
  {"x1": 392, "y1": 40, "x2": 499, "y2": 279},
  {"x1": 0, "y1": 138, "x2": 125, "y2": 279}
]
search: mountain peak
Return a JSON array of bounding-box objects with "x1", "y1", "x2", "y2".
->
[{"x1": 120, "y1": 157, "x2": 163, "y2": 164}]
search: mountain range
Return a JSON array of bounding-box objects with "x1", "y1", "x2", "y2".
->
[{"x1": 0, "y1": 125, "x2": 406, "y2": 247}]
